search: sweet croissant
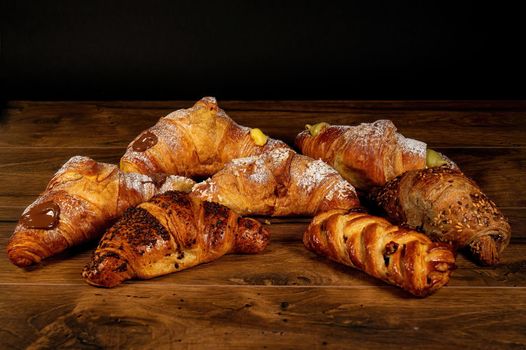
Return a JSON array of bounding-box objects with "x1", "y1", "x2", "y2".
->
[
  {"x1": 191, "y1": 148, "x2": 361, "y2": 216},
  {"x1": 120, "y1": 96, "x2": 290, "y2": 178},
  {"x1": 7, "y1": 156, "x2": 195, "y2": 267},
  {"x1": 295, "y1": 120, "x2": 455, "y2": 190},
  {"x1": 82, "y1": 191, "x2": 270, "y2": 288},
  {"x1": 304, "y1": 209, "x2": 456, "y2": 297},
  {"x1": 371, "y1": 166, "x2": 511, "y2": 265}
]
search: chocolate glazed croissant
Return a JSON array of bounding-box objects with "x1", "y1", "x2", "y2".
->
[
  {"x1": 82, "y1": 191, "x2": 270, "y2": 288},
  {"x1": 120, "y1": 96, "x2": 290, "y2": 178},
  {"x1": 304, "y1": 209, "x2": 456, "y2": 297},
  {"x1": 296, "y1": 120, "x2": 455, "y2": 190},
  {"x1": 7, "y1": 156, "x2": 195, "y2": 267},
  {"x1": 192, "y1": 148, "x2": 361, "y2": 216},
  {"x1": 371, "y1": 166, "x2": 511, "y2": 265}
]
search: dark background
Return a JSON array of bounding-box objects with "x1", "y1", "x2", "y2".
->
[{"x1": 1, "y1": 1, "x2": 524, "y2": 101}]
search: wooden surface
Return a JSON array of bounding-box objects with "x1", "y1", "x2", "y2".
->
[{"x1": 1, "y1": 100, "x2": 525, "y2": 349}]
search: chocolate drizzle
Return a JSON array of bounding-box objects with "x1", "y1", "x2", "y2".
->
[
  {"x1": 132, "y1": 131, "x2": 158, "y2": 152},
  {"x1": 20, "y1": 201, "x2": 60, "y2": 229}
]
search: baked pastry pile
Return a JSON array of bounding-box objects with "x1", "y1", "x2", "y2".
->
[{"x1": 7, "y1": 97, "x2": 511, "y2": 297}]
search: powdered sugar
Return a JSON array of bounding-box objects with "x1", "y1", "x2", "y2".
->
[
  {"x1": 192, "y1": 179, "x2": 216, "y2": 202},
  {"x1": 231, "y1": 156, "x2": 258, "y2": 167},
  {"x1": 326, "y1": 120, "x2": 426, "y2": 163},
  {"x1": 243, "y1": 148, "x2": 292, "y2": 183},
  {"x1": 200, "y1": 96, "x2": 217, "y2": 104},
  {"x1": 54, "y1": 156, "x2": 99, "y2": 177},
  {"x1": 159, "y1": 176, "x2": 195, "y2": 193},
  {"x1": 61, "y1": 155, "x2": 91, "y2": 168},
  {"x1": 325, "y1": 179, "x2": 357, "y2": 201},
  {"x1": 156, "y1": 120, "x2": 183, "y2": 152},
  {"x1": 297, "y1": 158, "x2": 338, "y2": 192},
  {"x1": 263, "y1": 138, "x2": 289, "y2": 151},
  {"x1": 248, "y1": 157, "x2": 270, "y2": 183},
  {"x1": 164, "y1": 108, "x2": 190, "y2": 122},
  {"x1": 267, "y1": 147, "x2": 292, "y2": 167},
  {"x1": 341, "y1": 120, "x2": 394, "y2": 147},
  {"x1": 121, "y1": 172, "x2": 156, "y2": 198},
  {"x1": 396, "y1": 134, "x2": 427, "y2": 157}
]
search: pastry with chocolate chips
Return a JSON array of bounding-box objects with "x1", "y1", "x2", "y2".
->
[
  {"x1": 83, "y1": 191, "x2": 269, "y2": 288},
  {"x1": 303, "y1": 209, "x2": 456, "y2": 297}
]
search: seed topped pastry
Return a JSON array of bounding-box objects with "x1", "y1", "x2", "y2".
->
[{"x1": 371, "y1": 165, "x2": 511, "y2": 265}]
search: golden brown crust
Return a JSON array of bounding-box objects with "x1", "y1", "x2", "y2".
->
[
  {"x1": 303, "y1": 210, "x2": 456, "y2": 297},
  {"x1": 191, "y1": 148, "x2": 361, "y2": 216},
  {"x1": 82, "y1": 191, "x2": 270, "y2": 288},
  {"x1": 295, "y1": 120, "x2": 427, "y2": 189},
  {"x1": 7, "y1": 156, "x2": 194, "y2": 267},
  {"x1": 120, "y1": 97, "x2": 290, "y2": 178},
  {"x1": 371, "y1": 165, "x2": 511, "y2": 265}
]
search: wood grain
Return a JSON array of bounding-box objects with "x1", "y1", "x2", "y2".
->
[
  {"x1": 1, "y1": 222, "x2": 525, "y2": 288},
  {"x1": 1, "y1": 100, "x2": 525, "y2": 349},
  {"x1": 2, "y1": 100, "x2": 526, "y2": 147},
  {"x1": 1, "y1": 285, "x2": 524, "y2": 349}
]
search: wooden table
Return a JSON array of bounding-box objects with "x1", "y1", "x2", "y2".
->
[{"x1": 1, "y1": 100, "x2": 525, "y2": 349}]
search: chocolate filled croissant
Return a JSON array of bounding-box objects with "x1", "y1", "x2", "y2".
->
[
  {"x1": 120, "y1": 97, "x2": 290, "y2": 178},
  {"x1": 304, "y1": 209, "x2": 456, "y2": 297},
  {"x1": 7, "y1": 156, "x2": 195, "y2": 267},
  {"x1": 82, "y1": 191, "x2": 270, "y2": 288},
  {"x1": 371, "y1": 166, "x2": 511, "y2": 265},
  {"x1": 295, "y1": 120, "x2": 455, "y2": 190},
  {"x1": 191, "y1": 148, "x2": 361, "y2": 216}
]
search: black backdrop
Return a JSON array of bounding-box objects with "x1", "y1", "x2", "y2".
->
[{"x1": 1, "y1": 1, "x2": 524, "y2": 101}]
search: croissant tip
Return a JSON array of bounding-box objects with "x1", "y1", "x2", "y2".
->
[
  {"x1": 469, "y1": 235, "x2": 501, "y2": 266},
  {"x1": 8, "y1": 255, "x2": 36, "y2": 268},
  {"x1": 82, "y1": 251, "x2": 132, "y2": 288},
  {"x1": 7, "y1": 245, "x2": 42, "y2": 267},
  {"x1": 234, "y1": 218, "x2": 271, "y2": 254},
  {"x1": 82, "y1": 268, "x2": 126, "y2": 288},
  {"x1": 412, "y1": 273, "x2": 454, "y2": 298}
]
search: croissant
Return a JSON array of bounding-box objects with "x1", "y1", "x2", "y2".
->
[
  {"x1": 120, "y1": 97, "x2": 290, "y2": 178},
  {"x1": 7, "y1": 156, "x2": 195, "y2": 267},
  {"x1": 304, "y1": 209, "x2": 456, "y2": 297},
  {"x1": 371, "y1": 166, "x2": 511, "y2": 265},
  {"x1": 191, "y1": 148, "x2": 361, "y2": 216},
  {"x1": 295, "y1": 120, "x2": 455, "y2": 190},
  {"x1": 82, "y1": 191, "x2": 270, "y2": 287}
]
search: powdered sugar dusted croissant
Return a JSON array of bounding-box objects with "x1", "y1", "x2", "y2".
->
[
  {"x1": 371, "y1": 166, "x2": 511, "y2": 265},
  {"x1": 192, "y1": 148, "x2": 361, "y2": 216},
  {"x1": 7, "y1": 156, "x2": 195, "y2": 267},
  {"x1": 83, "y1": 191, "x2": 270, "y2": 288},
  {"x1": 304, "y1": 209, "x2": 456, "y2": 297},
  {"x1": 120, "y1": 97, "x2": 290, "y2": 178},
  {"x1": 296, "y1": 120, "x2": 435, "y2": 190}
]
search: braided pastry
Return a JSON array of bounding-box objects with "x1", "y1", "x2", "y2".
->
[{"x1": 304, "y1": 209, "x2": 456, "y2": 296}]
